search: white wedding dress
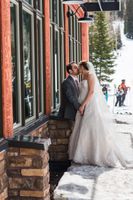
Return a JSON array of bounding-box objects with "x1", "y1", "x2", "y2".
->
[{"x1": 69, "y1": 63, "x2": 133, "y2": 168}]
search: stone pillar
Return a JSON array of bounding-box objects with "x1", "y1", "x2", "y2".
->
[
  {"x1": 30, "y1": 122, "x2": 49, "y2": 138},
  {"x1": 0, "y1": 139, "x2": 8, "y2": 200},
  {"x1": 48, "y1": 118, "x2": 72, "y2": 161},
  {"x1": 7, "y1": 137, "x2": 51, "y2": 200}
]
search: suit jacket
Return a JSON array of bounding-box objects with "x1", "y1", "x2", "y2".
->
[{"x1": 58, "y1": 75, "x2": 80, "y2": 121}]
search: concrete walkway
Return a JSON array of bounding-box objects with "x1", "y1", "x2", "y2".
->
[{"x1": 54, "y1": 114, "x2": 133, "y2": 200}]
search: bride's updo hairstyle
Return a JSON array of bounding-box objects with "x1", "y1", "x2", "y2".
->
[
  {"x1": 79, "y1": 61, "x2": 95, "y2": 75},
  {"x1": 79, "y1": 61, "x2": 89, "y2": 71}
]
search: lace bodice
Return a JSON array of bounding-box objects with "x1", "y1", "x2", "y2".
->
[{"x1": 78, "y1": 80, "x2": 88, "y2": 104}]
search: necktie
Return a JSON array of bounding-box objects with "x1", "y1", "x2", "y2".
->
[{"x1": 75, "y1": 80, "x2": 79, "y2": 95}]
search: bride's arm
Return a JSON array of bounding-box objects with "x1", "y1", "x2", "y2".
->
[{"x1": 79, "y1": 74, "x2": 95, "y2": 115}]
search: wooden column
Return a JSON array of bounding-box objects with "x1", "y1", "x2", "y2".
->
[
  {"x1": 81, "y1": 23, "x2": 89, "y2": 61},
  {"x1": 0, "y1": 0, "x2": 13, "y2": 138},
  {"x1": 44, "y1": 0, "x2": 51, "y2": 114}
]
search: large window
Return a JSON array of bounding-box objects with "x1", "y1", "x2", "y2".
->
[
  {"x1": 11, "y1": 1, "x2": 21, "y2": 126},
  {"x1": 50, "y1": 0, "x2": 65, "y2": 111},
  {"x1": 68, "y1": 9, "x2": 82, "y2": 63},
  {"x1": 49, "y1": 2, "x2": 81, "y2": 111},
  {"x1": 10, "y1": 0, "x2": 44, "y2": 128},
  {"x1": 23, "y1": 9, "x2": 35, "y2": 121}
]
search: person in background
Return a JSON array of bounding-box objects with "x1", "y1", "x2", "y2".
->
[
  {"x1": 119, "y1": 79, "x2": 128, "y2": 106},
  {"x1": 115, "y1": 85, "x2": 123, "y2": 107},
  {"x1": 102, "y1": 84, "x2": 108, "y2": 102}
]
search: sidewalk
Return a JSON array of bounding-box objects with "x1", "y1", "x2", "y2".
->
[{"x1": 54, "y1": 114, "x2": 133, "y2": 200}]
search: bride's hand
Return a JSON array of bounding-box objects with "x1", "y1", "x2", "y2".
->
[{"x1": 79, "y1": 105, "x2": 85, "y2": 116}]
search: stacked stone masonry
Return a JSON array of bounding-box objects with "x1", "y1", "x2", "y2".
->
[
  {"x1": 7, "y1": 147, "x2": 50, "y2": 200},
  {"x1": 0, "y1": 120, "x2": 72, "y2": 200},
  {"x1": 20, "y1": 120, "x2": 72, "y2": 162},
  {"x1": 48, "y1": 120, "x2": 73, "y2": 161},
  {"x1": 30, "y1": 122, "x2": 49, "y2": 138},
  {"x1": 0, "y1": 150, "x2": 8, "y2": 200}
]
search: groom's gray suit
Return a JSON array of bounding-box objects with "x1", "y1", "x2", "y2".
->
[{"x1": 58, "y1": 75, "x2": 80, "y2": 121}]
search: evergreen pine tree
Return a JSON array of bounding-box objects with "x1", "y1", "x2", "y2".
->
[{"x1": 90, "y1": 12, "x2": 116, "y2": 82}]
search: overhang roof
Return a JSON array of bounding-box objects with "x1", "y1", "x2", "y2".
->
[{"x1": 82, "y1": 0, "x2": 121, "y2": 11}]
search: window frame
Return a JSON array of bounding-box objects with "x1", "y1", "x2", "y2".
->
[
  {"x1": 50, "y1": 25, "x2": 54, "y2": 110},
  {"x1": 11, "y1": 0, "x2": 22, "y2": 128},
  {"x1": 53, "y1": 28, "x2": 61, "y2": 109},
  {"x1": 22, "y1": 7, "x2": 36, "y2": 123},
  {"x1": 60, "y1": 31, "x2": 65, "y2": 82},
  {"x1": 36, "y1": 0, "x2": 43, "y2": 12},
  {"x1": 68, "y1": 11, "x2": 82, "y2": 63},
  {"x1": 10, "y1": 0, "x2": 45, "y2": 130},
  {"x1": 36, "y1": 16, "x2": 44, "y2": 116},
  {"x1": 24, "y1": 0, "x2": 33, "y2": 7},
  {"x1": 53, "y1": 0, "x2": 59, "y2": 25},
  {"x1": 50, "y1": 0, "x2": 65, "y2": 112}
]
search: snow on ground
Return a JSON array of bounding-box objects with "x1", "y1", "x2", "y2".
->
[
  {"x1": 113, "y1": 21, "x2": 133, "y2": 87},
  {"x1": 108, "y1": 21, "x2": 133, "y2": 115}
]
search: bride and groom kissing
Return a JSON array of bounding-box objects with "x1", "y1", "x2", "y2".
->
[{"x1": 58, "y1": 61, "x2": 133, "y2": 169}]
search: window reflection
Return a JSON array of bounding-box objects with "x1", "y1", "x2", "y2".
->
[
  {"x1": 37, "y1": 19, "x2": 43, "y2": 113},
  {"x1": 10, "y1": 0, "x2": 44, "y2": 128},
  {"x1": 54, "y1": 31, "x2": 60, "y2": 105},
  {"x1": 50, "y1": 0, "x2": 53, "y2": 20},
  {"x1": 50, "y1": 26, "x2": 54, "y2": 109},
  {"x1": 53, "y1": 0, "x2": 58, "y2": 24},
  {"x1": 36, "y1": 0, "x2": 42, "y2": 10},
  {"x1": 11, "y1": 3, "x2": 21, "y2": 124},
  {"x1": 23, "y1": 10, "x2": 34, "y2": 119},
  {"x1": 60, "y1": 33, "x2": 65, "y2": 81},
  {"x1": 24, "y1": 0, "x2": 32, "y2": 5},
  {"x1": 49, "y1": 0, "x2": 64, "y2": 110},
  {"x1": 68, "y1": 10, "x2": 81, "y2": 63},
  {"x1": 59, "y1": 0, "x2": 64, "y2": 27}
]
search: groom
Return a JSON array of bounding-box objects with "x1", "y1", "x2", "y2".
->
[{"x1": 58, "y1": 61, "x2": 80, "y2": 121}]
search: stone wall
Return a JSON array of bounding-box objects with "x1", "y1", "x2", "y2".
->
[
  {"x1": 7, "y1": 138, "x2": 51, "y2": 200},
  {"x1": 30, "y1": 122, "x2": 49, "y2": 138},
  {"x1": 15, "y1": 119, "x2": 72, "y2": 162},
  {"x1": 0, "y1": 141, "x2": 8, "y2": 200},
  {"x1": 48, "y1": 119, "x2": 73, "y2": 161},
  {"x1": 0, "y1": 118, "x2": 73, "y2": 200},
  {"x1": 29, "y1": 118, "x2": 73, "y2": 162}
]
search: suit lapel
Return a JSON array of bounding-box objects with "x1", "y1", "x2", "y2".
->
[{"x1": 67, "y1": 76, "x2": 79, "y2": 96}]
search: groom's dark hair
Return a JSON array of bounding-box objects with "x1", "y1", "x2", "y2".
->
[{"x1": 66, "y1": 61, "x2": 76, "y2": 74}]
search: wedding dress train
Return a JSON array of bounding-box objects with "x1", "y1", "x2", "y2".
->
[{"x1": 69, "y1": 79, "x2": 133, "y2": 168}]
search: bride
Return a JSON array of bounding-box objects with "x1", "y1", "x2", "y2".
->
[{"x1": 69, "y1": 61, "x2": 133, "y2": 168}]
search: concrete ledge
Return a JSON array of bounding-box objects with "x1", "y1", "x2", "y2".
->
[
  {"x1": 7, "y1": 136, "x2": 51, "y2": 150},
  {"x1": 0, "y1": 139, "x2": 8, "y2": 152}
]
